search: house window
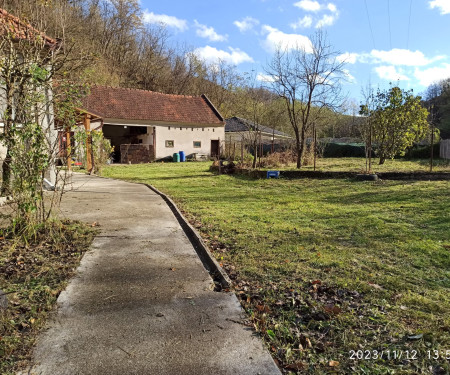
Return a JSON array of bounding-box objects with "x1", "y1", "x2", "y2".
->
[
  {"x1": 165, "y1": 140, "x2": 174, "y2": 148},
  {"x1": 193, "y1": 141, "x2": 201, "y2": 148}
]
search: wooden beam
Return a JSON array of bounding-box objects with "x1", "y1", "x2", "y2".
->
[
  {"x1": 66, "y1": 127, "x2": 72, "y2": 171},
  {"x1": 83, "y1": 114, "x2": 93, "y2": 174}
]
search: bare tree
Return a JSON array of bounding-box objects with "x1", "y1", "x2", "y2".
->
[
  {"x1": 359, "y1": 84, "x2": 376, "y2": 173},
  {"x1": 233, "y1": 71, "x2": 274, "y2": 168},
  {"x1": 265, "y1": 30, "x2": 346, "y2": 168}
]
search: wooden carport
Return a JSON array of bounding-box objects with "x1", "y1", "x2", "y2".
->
[{"x1": 56, "y1": 109, "x2": 103, "y2": 173}]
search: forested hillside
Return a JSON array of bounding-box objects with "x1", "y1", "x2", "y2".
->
[
  {"x1": 3, "y1": 0, "x2": 447, "y2": 142},
  {"x1": 0, "y1": 0, "x2": 359, "y2": 138}
]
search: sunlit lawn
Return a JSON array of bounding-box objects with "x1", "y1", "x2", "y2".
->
[
  {"x1": 103, "y1": 160, "x2": 449, "y2": 374},
  {"x1": 271, "y1": 157, "x2": 450, "y2": 173}
]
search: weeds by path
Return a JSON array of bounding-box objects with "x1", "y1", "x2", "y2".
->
[{"x1": 0, "y1": 221, "x2": 95, "y2": 374}]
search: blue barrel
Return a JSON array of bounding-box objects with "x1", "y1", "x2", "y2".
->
[
  {"x1": 179, "y1": 151, "x2": 186, "y2": 162},
  {"x1": 173, "y1": 153, "x2": 180, "y2": 162}
]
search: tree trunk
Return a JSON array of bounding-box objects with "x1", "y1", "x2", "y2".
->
[
  {"x1": 379, "y1": 157, "x2": 385, "y2": 165},
  {"x1": 297, "y1": 127, "x2": 307, "y2": 168},
  {"x1": 1, "y1": 90, "x2": 13, "y2": 196},
  {"x1": 1, "y1": 148, "x2": 11, "y2": 196}
]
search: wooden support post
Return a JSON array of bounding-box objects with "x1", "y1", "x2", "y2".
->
[
  {"x1": 258, "y1": 132, "x2": 262, "y2": 168},
  {"x1": 66, "y1": 127, "x2": 72, "y2": 171},
  {"x1": 83, "y1": 114, "x2": 93, "y2": 174},
  {"x1": 272, "y1": 128, "x2": 275, "y2": 154},
  {"x1": 313, "y1": 124, "x2": 317, "y2": 172},
  {"x1": 430, "y1": 122, "x2": 434, "y2": 172},
  {"x1": 369, "y1": 125, "x2": 372, "y2": 174}
]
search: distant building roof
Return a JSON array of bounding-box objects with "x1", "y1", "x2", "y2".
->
[
  {"x1": 225, "y1": 117, "x2": 292, "y2": 138},
  {"x1": 0, "y1": 8, "x2": 58, "y2": 48},
  {"x1": 82, "y1": 86, "x2": 224, "y2": 126}
]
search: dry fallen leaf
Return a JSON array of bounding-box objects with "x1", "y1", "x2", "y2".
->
[
  {"x1": 329, "y1": 360, "x2": 340, "y2": 367},
  {"x1": 285, "y1": 361, "x2": 307, "y2": 370},
  {"x1": 324, "y1": 304, "x2": 342, "y2": 315}
]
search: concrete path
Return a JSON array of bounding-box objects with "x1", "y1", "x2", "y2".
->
[{"x1": 25, "y1": 174, "x2": 280, "y2": 375}]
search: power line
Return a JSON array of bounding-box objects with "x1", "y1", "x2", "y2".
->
[
  {"x1": 364, "y1": 0, "x2": 376, "y2": 49},
  {"x1": 407, "y1": 0, "x2": 413, "y2": 49},
  {"x1": 388, "y1": 0, "x2": 392, "y2": 49}
]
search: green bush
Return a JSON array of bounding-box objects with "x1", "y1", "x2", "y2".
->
[
  {"x1": 323, "y1": 143, "x2": 367, "y2": 158},
  {"x1": 404, "y1": 143, "x2": 440, "y2": 159}
]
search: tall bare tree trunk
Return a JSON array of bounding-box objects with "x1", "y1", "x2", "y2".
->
[{"x1": 1, "y1": 89, "x2": 13, "y2": 196}]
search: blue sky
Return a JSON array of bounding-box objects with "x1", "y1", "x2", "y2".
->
[{"x1": 139, "y1": 0, "x2": 450, "y2": 102}]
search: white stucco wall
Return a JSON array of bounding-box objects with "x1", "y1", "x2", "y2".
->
[
  {"x1": 0, "y1": 84, "x2": 57, "y2": 183},
  {"x1": 155, "y1": 125, "x2": 224, "y2": 159}
]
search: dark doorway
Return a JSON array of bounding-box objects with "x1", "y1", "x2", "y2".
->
[
  {"x1": 103, "y1": 125, "x2": 148, "y2": 162},
  {"x1": 211, "y1": 140, "x2": 219, "y2": 158}
]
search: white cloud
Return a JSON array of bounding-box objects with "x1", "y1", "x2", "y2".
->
[
  {"x1": 293, "y1": 2, "x2": 339, "y2": 28},
  {"x1": 336, "y1": 49, "x2": 444, "y2": 67},
  {"x1": 234, "y1": 17, "x2": 260, "y2": 33},
  {"x1": 194, "y1": 20, "x2": 227, "y2": 42},
  {"x1": 256, "y1": 73, "x2": 276, "y2": 82},
  {"x1": 343, "y1": 69, "x2": 356, "y2": 83},
  {"x1": 429, "y1": 0, "x2": 450, "y2": 14},
  {"x1": 142, "y1": 11, "x2": 188, "y2": 31},
  {"x1": 193, "y1": 46, "x2": 254, "y2": 65},
  {"x1": 337, "y1": 52, "x2": 359, "y2": 64},
  {"x1": 294, "y1": 1, "x2": 338, "y2": 13},
  {"x1": 327, "y1": 3, "x2": 337, "y2": 13},
  {"x1": 291, "y1": 15, "x2": 313, "y2": 29},
  {"x1": 370, "y1": 48, "x2": 443, "y2": 66},
  {"x1": 375, "y1": 66, "x2": 410, "y2": 81},
  {"x1": 315, "y1": 14, "x2": 337, "y2": 27},
  {"x1": 261, "y1": 25, "x2": 313, "y2": 53},
  {"x1": 294, "y1": 0, "x2": 321, "y2": 12},
  {"x1": 414, "y1": 64, "x2": 450, "y2": 86}
]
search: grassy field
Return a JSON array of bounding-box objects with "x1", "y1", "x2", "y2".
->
[
  {"x1": 103, "y1": 160, "x2": 450, "y2": 374},
  {"x1": 259, "y1": 157, "x2": 450, "y2": 173}
]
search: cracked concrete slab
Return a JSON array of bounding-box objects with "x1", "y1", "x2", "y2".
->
[{"x1": 22, "y1": 173, "x2": 280, "y2": 375}]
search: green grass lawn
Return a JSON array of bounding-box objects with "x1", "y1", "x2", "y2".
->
[
  {"x1": 263, "y1": 157, "x2": 450, "y2": 173},
  {"x1": 103, "y1": 160, "x2": 450, "y2": 374}
]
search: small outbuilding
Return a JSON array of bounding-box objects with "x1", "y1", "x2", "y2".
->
[
  {"x1": 225, "y1": 117, "x2": 292, "y2": 143},
  {"x1": 224, "y1": 117, "x2": 292, "y2": 155},
  {"x1": 81, "y1": 86, "x2": 225, "y2": 163},
  {"x1": 440, "y1": 139, "x2": 450, "y2": 159}
]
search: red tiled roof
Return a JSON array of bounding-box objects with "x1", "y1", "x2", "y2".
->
[
  {"x1": 82, "y1": 86, "x2": 224, "y2": 125},
  {"x1": 0, "y1": 8, "x2": 58, "y2": 48}
]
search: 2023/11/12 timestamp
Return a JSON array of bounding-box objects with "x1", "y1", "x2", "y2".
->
[{"x1": 349, "y1": 349, "x2": 450, "y2": 360}]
